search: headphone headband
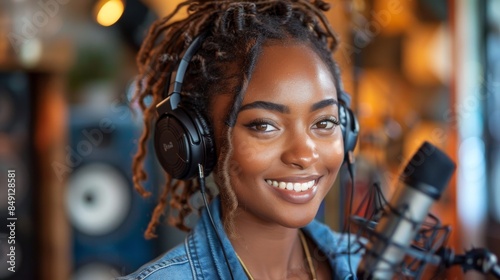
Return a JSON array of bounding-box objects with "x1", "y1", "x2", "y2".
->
[
  {"x1": 157, "y1": 33, "x2": 208, "y2": 114},
  {"x1": 169, "y1": 33, "x2": 209, "y2": 96}
]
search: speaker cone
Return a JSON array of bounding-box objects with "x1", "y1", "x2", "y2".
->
[{"x1": 66, "y1": 163, "x2": 131, "y2": 236}]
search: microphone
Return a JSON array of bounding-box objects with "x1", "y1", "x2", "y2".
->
[{"x1": 357, "y1": 142, "x2": 456, "y2": 279}]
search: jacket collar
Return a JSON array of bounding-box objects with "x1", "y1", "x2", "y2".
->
[
  {"x1": 187, "y1": 196, "x2": 358, "y2": 279},
  {"x1": 187, "y1": 196, "x2": 246, "y2": 279}
]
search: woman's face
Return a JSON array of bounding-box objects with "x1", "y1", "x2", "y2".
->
[{"x1": 211, "y1": 43, "x2": 344, "y2": 228}]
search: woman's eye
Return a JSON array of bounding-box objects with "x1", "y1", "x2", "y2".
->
[
  {"x1": 313, "y1": 118, "x2": 339, "y2": 130},
  {"x1": 245, "y1": 121, "x2": 278, "y2": 132}
]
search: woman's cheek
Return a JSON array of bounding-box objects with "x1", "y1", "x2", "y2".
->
[
  {"x1": 233, "y1": 138, "x2": 260, "y2": 162},
  {"x1": 324, "y1": 140, "x2": 344, "y2": 172},
  {"x1": 231, "y1": 139, "x2": 279, "y2": 177}
]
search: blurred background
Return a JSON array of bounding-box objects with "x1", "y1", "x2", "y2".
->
[{"x1": 0, "y1": 0, "x2": 499, "y2": 279}]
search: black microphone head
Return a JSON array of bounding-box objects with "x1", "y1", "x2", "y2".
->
[{"x1": 401, "y1": 141, "x2": 456, "y2": 199}]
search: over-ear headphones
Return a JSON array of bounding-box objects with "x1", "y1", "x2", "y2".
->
[
  {"x1": 154, "y1": 33, "x2": 359, "y2": 180},
  {"x1": 154, "y1": 33, "x2": 216, "y2": 180}
]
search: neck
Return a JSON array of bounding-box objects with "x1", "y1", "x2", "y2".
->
[{"x1": 228, "y1": 207, "x2": 311, "y2": 279}]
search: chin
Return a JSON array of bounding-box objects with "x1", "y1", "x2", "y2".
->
[
  {"x1": 281, "y1": 219, "x2": 314, "y2": 229},
  {"x1": 278, "y1": 208, "x2": 319, "y2": 229}
]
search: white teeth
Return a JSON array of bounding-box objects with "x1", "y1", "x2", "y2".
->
[
  {"x1": 279, "y1": 182, "x2": 286, "y2": 189},
  {"x1": 266, "y1": 179, "x2": 316, "y2": 193}
]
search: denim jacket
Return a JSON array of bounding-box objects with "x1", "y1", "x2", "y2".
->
[{"x1": 118, "y1": 197, "x2": 362, "y2": 280}]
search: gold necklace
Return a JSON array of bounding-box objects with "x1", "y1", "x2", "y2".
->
[{"x1": 236, "y1": 230, "x2": 317, "y2": 280}]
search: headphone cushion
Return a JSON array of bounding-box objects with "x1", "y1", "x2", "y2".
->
[
  {"x1": 189, "y1": 106, "x2": 216, "y2": 175},
  {"x1": 339, "y1": 103, "x2": 359, "y2": 161}
]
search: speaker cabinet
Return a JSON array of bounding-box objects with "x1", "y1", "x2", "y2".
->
[{"x1": 67, "y1": 105, "x2": 158, "y2": 279}]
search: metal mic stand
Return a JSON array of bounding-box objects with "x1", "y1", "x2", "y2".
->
[{"x1": 438, "y1": 247, "x2": 500, "y2": 279}]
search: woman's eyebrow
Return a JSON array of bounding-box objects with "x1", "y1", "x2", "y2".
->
[
  {"x1": 238, "y1": 98, "x2": 338, "y2": 114},
  {"x1": 310, "y1": 98, "x2": 338, "y2": 112},
  {"x1": 239, "y1": 101, "x2": 290, "y2": 114}
]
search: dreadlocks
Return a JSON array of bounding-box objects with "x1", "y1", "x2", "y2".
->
[{"x1": 132, "y1": 0, "x2": 343, "y2": 239}]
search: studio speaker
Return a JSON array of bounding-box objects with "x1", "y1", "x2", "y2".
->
[{"x1": 67, "y1": 105, "x2": 158, "y2": 279}]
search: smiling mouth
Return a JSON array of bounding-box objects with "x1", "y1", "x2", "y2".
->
[{"x1": 265, "y1": 179, "x2": 317, "y2": 193}]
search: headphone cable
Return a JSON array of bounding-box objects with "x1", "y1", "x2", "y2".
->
[
  {"x1": 198, "y1": 164, "x2": 236, "y2": 280},
  {"x1": 346, "y1": 153, "x2": 356, "y2": 278}
]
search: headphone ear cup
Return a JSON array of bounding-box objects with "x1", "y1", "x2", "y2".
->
[
  {"x1": 339, "y1": 103, "x2": 359, "y2": 161},
  {"x1": 154, "y1": 106, "x2": 215, "y2": 180},
  {"x1": 154, "y1": 113, "x2": 190, "y2": 179}
]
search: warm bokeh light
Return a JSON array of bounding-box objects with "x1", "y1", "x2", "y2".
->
[
  {"x1": 95, "y1": 0, "x2": 125, "y2": 27},
  {"x1": 142, "y1": 0, "x2": 187, "y2": 20}
]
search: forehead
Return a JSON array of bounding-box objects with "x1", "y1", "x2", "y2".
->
[{"x1": 242, "y1": 42, "x2": 338, "y2": 104}]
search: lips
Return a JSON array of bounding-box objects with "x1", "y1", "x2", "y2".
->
[{"x1": 264, "y1": 176, "x2": 321, "y2": 204}]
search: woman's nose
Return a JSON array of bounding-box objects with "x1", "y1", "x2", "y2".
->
[{"x1": 280, "y1": 134, "x2": 319, "y2": 169}]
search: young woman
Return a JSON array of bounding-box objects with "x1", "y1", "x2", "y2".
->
[{"x1": 120, "y1": 0, "x2": 361, "y2": 279}]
